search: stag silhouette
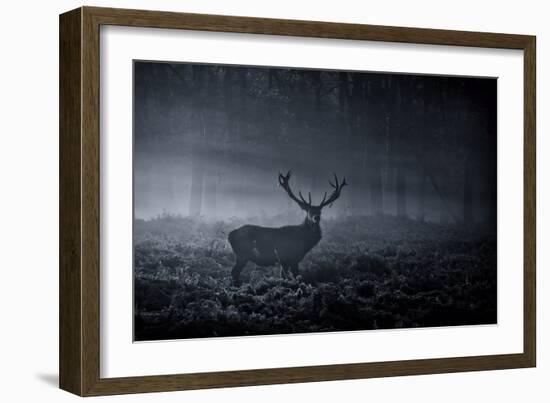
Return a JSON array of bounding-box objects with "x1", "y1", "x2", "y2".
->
[{"x1": 228, "y1": 171, "x2": 347, "y2": 286}]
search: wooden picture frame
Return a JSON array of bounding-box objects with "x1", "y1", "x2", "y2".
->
[{"x1": 59, "y1": 6, "x2": 536, "y2": 396}]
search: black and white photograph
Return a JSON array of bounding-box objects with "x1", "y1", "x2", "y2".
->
[
  {"x1": 0, "y1": 0, "x2": 543, "y2": 399},
  {"x1": 133, "y1": 61, "x2": 497, "y2": 342}
]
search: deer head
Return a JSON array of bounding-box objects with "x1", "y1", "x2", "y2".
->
[{"x1": 278, "y1": 171, "x2": 347, "y2": 225}]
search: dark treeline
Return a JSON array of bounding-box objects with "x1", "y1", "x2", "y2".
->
[{"x1": 134, "y1": 61, "x2": 496, "y2": 225}]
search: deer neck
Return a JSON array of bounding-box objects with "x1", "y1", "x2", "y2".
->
[
  {"x1": 300, "y1": 219, "x2": 322, "y2": 253},
  {"x1": 302, "y1": 218, "x2": 321, "y2": 234}
]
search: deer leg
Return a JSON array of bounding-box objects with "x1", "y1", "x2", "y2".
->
[
  {"x1": 280, "y1": 264, "x2": 289, "y2": 279},
  {"x1": 231, "y1": 258, "x2": 247, "y2": 287},
  {"x1": 290, "y1": 263, "x2": 299, "y2": 278}
]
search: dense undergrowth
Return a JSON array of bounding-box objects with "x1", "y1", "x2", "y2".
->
[{"x1": 134, "y1": 214, "x2": 496, "y2": 341}]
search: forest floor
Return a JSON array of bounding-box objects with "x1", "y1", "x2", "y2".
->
[{"x1": 134, "y1": 214, "x2": 497, "y2": 341}]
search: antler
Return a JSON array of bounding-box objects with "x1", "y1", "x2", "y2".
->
[
  {"x1": 279, "y1": 171, "x2": 347, "y2": 210},
  {"x1": 278, "y1": 171, "x2": 312, "y2": 210},
  {"x1": 318, "y1": 173, "x2": 348, "y2": 208}
]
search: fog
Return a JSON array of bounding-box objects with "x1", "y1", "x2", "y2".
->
[{"x1": 134, "y1": 61, "x2": 496, "y2": 225}]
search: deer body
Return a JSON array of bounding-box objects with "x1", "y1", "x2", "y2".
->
[
  {"x1": 228, "y1": 171, "x2": 346, "y2": 286},
  {"x1": 229, "y1": 220, "x2": 321, "y2": 270}
]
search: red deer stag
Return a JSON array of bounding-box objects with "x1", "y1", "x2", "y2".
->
[{"x1": 228, "y1": 171, "x2": 347, "y2": 286}]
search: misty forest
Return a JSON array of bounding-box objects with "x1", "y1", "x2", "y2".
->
[{"x1": 133, "y1": 61, "x2": 497, "y2": 341}]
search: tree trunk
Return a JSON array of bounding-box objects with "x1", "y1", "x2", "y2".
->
[
  {"x1": 438, "y1": 167, "x2": 448, "y2": 224},
  {"x1": 463, "y1": 155, "x2": 473, "y2": 223},
  {"x1": 204, "y1": 171, "x2": 218, "y2": 219},
  {"x1": 189, "y1": 149, "x2": 205, "y2": 216},
  {"x1": 366, "y1": 77, "x2": 384, "y2": 216},
  {"x1": 388, "y1": 77, "x2": 408, "y2": 219},
  {"x1": 188, "y1": 66, "x2": 206, "y2": 216},
  {"x1": 310, "y1": 71, "x2": 322, "y2": 196},
  {"x1": 417, "y1": 164, "x2": 426, "y2": 222},
  {"x1": 238, "y1": 68, "x2": 247, "y2": 137},
  {"x1": 396, "y1": 163, "x2": 407, "y2": 218},
  {"x1": 339, "y1": 72, "x2": 354, "y2": 215},
  {"x1": 349, "y1": 73, "x2": 368, "y2": 214},
  {"x1": 370, "y1": 163, "x2": 384, "y2": 216}
]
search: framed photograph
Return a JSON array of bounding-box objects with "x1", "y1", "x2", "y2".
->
[{"x1": 59, "y1": 6, "x2": 536, "y2": 396}]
